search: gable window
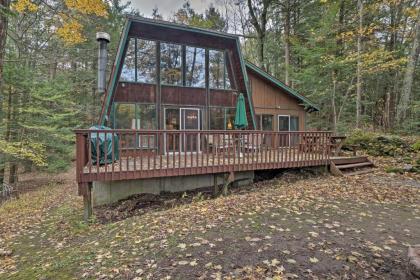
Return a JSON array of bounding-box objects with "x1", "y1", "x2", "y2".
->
[
  {"x1": 185, "y1": 46, "x2": 205, "y2": 87},
  {"x1": 120, "y1": 38, "x2": 136, "y2": 81},
  {"x1": 120, "y1": 38, "x2": 156, "y2": 83},
  {"x1": 209, "y1": 50, "x2": 231, "y2": 89},
  {"x1": 161, "y1": 43, "x2": 182, "y2": 85},
  {"x1": 137, "y1": 39, "x2": 156, "y2": 83}
]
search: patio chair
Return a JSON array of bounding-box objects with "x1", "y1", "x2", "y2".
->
[
  {"x1": 207, "y1": 134, "x2": 235, "y2": 154},
  {"x1": 242, "y1": 133, "x2": 263, "y2": 152}
]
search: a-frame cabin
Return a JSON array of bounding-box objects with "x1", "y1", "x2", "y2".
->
[
  {"x1": 75, "y1": 16, "x2": 330, "y2": 218},
  {"x1": 100, "y1": 16, "x2": 256, "y2": 135}
]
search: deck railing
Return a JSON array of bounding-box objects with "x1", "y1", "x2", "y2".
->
[{"x1": 75, "y1": 130, "x2": 332, "y2": 184}]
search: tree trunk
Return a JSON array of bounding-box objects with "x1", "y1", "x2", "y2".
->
[
  {"x1": 356, "y1": 0, "x2": 363, "y2": 128},
  {"x1": 8, "y1": 162, "x2": 17, "y2": 184},
  {"x1": 0, "y1": 0, "x2": 10, "y2": 184},
  {"x1": 396, "y1": 13, "x2": 420, "y2": 123},
  {"x1": 257, "y1": 33, "x2": 265, "y2": 69},
  {"x1": 247, "y1": 0, "x2": 271, "y2": 69},
  {"x1": 4, "y1": 84, "x2": 12, "y2": 183},
  {"x1": 331, "y1": 75, "x2": 337, "y2": 133},
  {"x1": 189, "y1": 47, "x2": 197, "y2": 84},
  {"x1": 384, "y1": 90, "x2": 391, "y2": 130},
  {"x1": 284, "y1": 0, "x2": 291, "y2": 85}
]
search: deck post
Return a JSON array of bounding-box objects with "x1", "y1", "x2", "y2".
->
[
  {"x1": 83, "y1": 182, "x2": 93, "y2": 221},
  {"x1": 222, "y1": 172, "x2": 234, "y2": 196},
  {"x1": 213, "y1": 174, "x2": 219, "y2": 196}
]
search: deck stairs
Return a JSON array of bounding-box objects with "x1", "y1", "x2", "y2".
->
[{"x1": 330, "y1": 156, "x2": 375, "y2": 176}]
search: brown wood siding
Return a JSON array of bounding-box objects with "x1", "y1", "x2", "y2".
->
[
  {"x1": 114, "y1": 82, "x2": 239, "y2": 108},
  {"x1": 209, "y1": 89, "x2": 237, "y2": 107},
  {"x1": 248, "y1": 71, "x2": 306, "y2": 130},
  {"x1": 114, "y1": 82, "x2": 156, "y2": 103},
  {"x1": 161, "y1": 86, "x2": 206, "y2": 106}
]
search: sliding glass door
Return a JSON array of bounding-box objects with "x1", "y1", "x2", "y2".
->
[
  {"x1": 165, "y1": 108, "x2": 180, "y2": 153},
  {"x1": 278, "y1": 115, "x2": 299, "y2": 146},
  {"x1": 181, "y1": 108, "x2": 200, "y2": 153},
  {"x1": 164, "y1": 108, "x2": 201, "y2": 153}
]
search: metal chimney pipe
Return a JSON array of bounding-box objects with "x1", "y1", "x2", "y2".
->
[{"x1": 96, "y1": 32, "x2": 110, "y2": 95}]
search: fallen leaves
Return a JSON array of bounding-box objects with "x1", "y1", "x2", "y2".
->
[
  {"x1": 177, "y1": 243, "x2": 186, "y2": 249},
  {"x1": 286, "y1": 259, "x2": 297, "y2": 264},
  {"x1": 245, "y1": 236, "x2": 261, "y2": 242},
  {"x1": 1, "y1": 156, "x2": 419, "y2": 279},
  {"x1": 308, "y1": 231, "x2": 319, "y2": 238},
  {"x1": 309, "y1": 257, "x2": 319, "y2": 263}
]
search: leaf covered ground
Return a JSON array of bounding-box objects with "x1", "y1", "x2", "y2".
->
[{"x1": 0, "y1": 159, "x2": 419, "y2": 280}]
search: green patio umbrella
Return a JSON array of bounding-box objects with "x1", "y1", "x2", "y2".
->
[{"x1": 234, "y1": 93, "x2": 248, "y2": 129}]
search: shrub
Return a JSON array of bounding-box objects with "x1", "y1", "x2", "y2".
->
[
  {"x1": 412, "y1": 140, "x2": 420, "y2": 152},
  {"x1": 344, "y1": 130, "x2": 413, "y2": 157}
]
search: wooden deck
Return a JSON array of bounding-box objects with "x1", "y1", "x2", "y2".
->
[
  {"x1": 76, "y1": 130, "x2": 331, "y2": 185},
  {"x1": 83, "y1": 149, "x2": 326, "y2": 180}
]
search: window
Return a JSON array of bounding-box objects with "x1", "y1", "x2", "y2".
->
[
  {"x1": 290, "y1": 116, "x2": 299, "y2": 131},
  {"x1": 278, "y1": 116, "x2": 290, "y2": 131},
  {"x1": 114, "y1": 103, "x2": 136, "y2": 147},
  {"x1": 210, "y1": 107, "x2": 235, "y2": 130},
  {"x1": 210, "y1": 107, "x2": 224, "y2": 130},
  {"x1": 278, "y1": 115, "x2": 299, "y2": 145},
  {"x1": 256, "y1": 115, "x2": 261, "y2": 130},
  {"x1": 161, "y1": 43, "x2": 182, "y2": 85},
  {"x1": 225, "y1": 108, "x2": 235, "y2": 130},
  {"x1": 114, "y1": 103, "x2": 157, "y2": 130},
  {"x1": 209, "y1": 50, "x2": 231, "y2": 89},
  {"x1": 278, "y1": 115, "x2": 299, "y2": 131},
  {"x1": 262, "y1": 115, "x2": 273, "y2": 131},
  {"x1": 120, "y1": 38, "x2": 136, "y2": 81},
  {"x1": 185, "y1": 46, "x2": 205, "y2": 87},
  {"x1": 113, "y1": 103, "x2": 157, "y2": 149},
  {"x1": 137, "y1": 39, "x2": 156, "y2": 83},
  {"x1": 256, "y1": 114, "x2": 273, "y2": 145},
  {"x1": 114, "y1": 103, "x2": 136, "y2": 129},
  {"x1": 120, "y1": 38, "x2": 156, "y2": 83},
  {"x1": 290, "y1": 116, "x2": 299, "y2": 145},
  {"x1": 137, "y1": 104, "x2": 157, "y2": 149},
  {"x1": 137, "y1": 104, "x2": 157, "y2": 130}
]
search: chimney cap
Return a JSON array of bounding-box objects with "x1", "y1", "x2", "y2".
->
[{"x1": 96, "y1": 32, "x2": 110, "y2": 43}]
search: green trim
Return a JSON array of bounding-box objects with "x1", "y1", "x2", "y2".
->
[
  {"x1": 236, "y1": 40, "x2": 257, "y2": 129},
  {"x1": 101, "y1": 20, "x2": 132, "y2": 125},
  {"x1": 245, "y1": 61, "x2": 320, "y2": 112}
]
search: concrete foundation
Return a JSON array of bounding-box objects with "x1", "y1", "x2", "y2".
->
[{"x1": 92, "y1": 171, "x2": 254, "y2": 206}]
